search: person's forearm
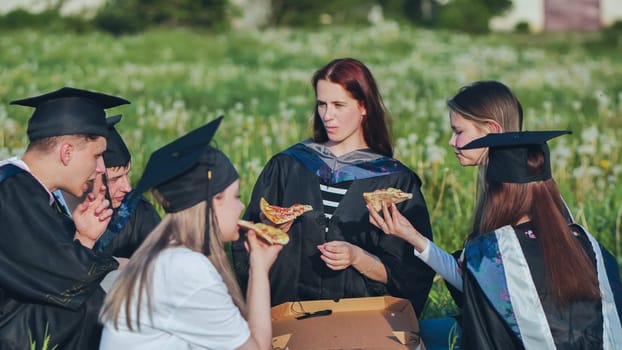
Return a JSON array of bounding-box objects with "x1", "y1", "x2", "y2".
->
[
  {"x1": 353, "y1": 249, "x2": 388, "y2": 283},
  {"x1": 403, "y1": 226, "x2": 430, "y2": 254},
  {"x1": 415, "y1": 240, "x2": 463, "y2": 291},
  {"x1": 246, "y1": 265, "x2": 272, "y2": 350}
]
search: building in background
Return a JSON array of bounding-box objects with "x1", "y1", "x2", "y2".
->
[
  {"x1": 491, "y1": 0, "x2": 622, "y2": 31},
  {"x1": 0, "y1": 0, "x2": 103, "y2": 17}
]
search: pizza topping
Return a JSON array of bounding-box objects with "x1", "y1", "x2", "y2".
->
[
  {"x1": 260, "y1": 197, "x2": 313, "y2": 224},
  {"x1": 363, "y1": 187, "x2": 413, "y2": 211},
  {"x1": 238, "y1": 219, "x2": 290, "y2": 245}
]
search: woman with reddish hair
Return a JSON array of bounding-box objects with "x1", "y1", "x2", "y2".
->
[
  {"x1": 370, "y1": 130, "x2": 622, "y2": 349},
  {"x1": 232, "y1": 58, "x2": 435, "y2": 316}
]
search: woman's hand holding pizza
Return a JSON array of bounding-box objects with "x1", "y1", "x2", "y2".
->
[
  {"x1": 245, "y1": 230, "x2": 283, "y2": 274},
  {"x1": 367, "y1": 201, "x2": 429, "y2": 253}
]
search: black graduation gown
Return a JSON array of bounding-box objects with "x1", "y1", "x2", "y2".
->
[
  {"x1": 98, "y1": 196, "x2": 160, "y2": 258},
  {"x1": 461, "y1": 223, "x2": 612, "y2": 350},
  {"x1": 232, "y1": 145, "x2": 435, "y2": 316},
  {"x1": 447, "y1": 201, "x2": 577, "y2": 310},
  {"x1": 0, "y1": 168, "x2": 118, "y2": 349}
]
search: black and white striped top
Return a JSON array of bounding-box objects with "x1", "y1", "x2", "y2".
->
[{"x1": 320, "y1": 181, "x2": 352, "y2": 220}]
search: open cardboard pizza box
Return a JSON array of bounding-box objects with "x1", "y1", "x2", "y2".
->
[{"x1": 271, "y1": 296, "x2": 424, "y2": 350}]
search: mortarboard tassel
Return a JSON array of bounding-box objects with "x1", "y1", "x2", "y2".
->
[{"x1": 203, "y1": 170, "x2": 212, "y2": 255}]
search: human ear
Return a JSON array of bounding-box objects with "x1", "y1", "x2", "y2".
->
[
  {"x1": 487, "y1": 120, "x2": 502, "y2": 133},
  {"x1": 358, "y1": 102, "x2": 367, "y2": 118},
  {"x1": 59, "y1": 142, "x2": 74, "y2": 166}
]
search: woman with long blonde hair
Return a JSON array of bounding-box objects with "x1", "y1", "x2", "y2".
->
[{"x1": 100, "y1": 117, "x2": 282, "y2": 350}]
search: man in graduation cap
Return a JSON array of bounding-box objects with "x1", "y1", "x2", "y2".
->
[
  {"x1": 94, "y1": 115, "x2": 161, "y2": 257},
  {"x1": 60, "y1": 115, "x2": 161, "y2": 258},
  {"x1": 0, "y1": 87, "x2": 130, "y2": 349}
]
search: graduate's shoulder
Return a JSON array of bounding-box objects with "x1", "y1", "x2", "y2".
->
[{"x1": 374, "y1": 156, "x2": 423, "y2": 187}]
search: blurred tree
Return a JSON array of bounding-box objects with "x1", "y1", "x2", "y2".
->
[
  {"x1": 266, "y1": 0, "x2": 512, "y2": 31},
  {"x1": 95, "y1": 0, "x2": 229, "y2": 35},
  {"x1": 92, "y1": 0, "x2": 511, "y2": 33},
  {"x1": 269, "y1": 0, "x2": 376, "y2": 27},
  {"x1": 379, "y1": 0, "x2": 438, "y2": 26},
  {"x1": 436, "y1": 0, "x2": 513, "y2": 33}
]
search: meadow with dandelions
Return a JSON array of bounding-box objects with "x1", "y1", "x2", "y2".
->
[{"x1": 1, "y1": 23, "x2": 621, "y2": 318}]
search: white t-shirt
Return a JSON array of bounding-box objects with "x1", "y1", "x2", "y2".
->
[{"x1": 100, "y1": 247, "x2": 251, "y2": 350}]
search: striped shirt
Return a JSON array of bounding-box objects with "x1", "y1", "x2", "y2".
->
[{"x1": 320, "y1": 181, "x2": 352, "y2": 219}]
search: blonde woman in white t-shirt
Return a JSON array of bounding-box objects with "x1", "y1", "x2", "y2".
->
[{"x1": 99, "y1": 117, "x2": 282, "y2": 350}]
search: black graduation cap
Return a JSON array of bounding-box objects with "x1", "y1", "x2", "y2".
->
[
  {"x1": 134, "y1": 115, "x2": 238, "y2": 214},
  {"x1": 460, "y1": 130, "x2": 571, "y2": 183},
  {"x1": 10, "y1": 87, "x2": 130, "y2": 141},
  {"x1": 104, "y1": 115, "x2": 131, "y2": 168}
]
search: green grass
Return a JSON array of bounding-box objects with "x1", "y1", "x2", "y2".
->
[
  {"x1": 29, "y1": 323, "x2": 58, "y2": 350},
  {"x1": 1, "y1": 24, "x2": 621, "y2": 318}
]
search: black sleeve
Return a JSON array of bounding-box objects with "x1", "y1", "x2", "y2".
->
[
  {"x1": 231, "y1": 155, "x2": 288, "y2": 293},
  {"x1": 0, "y1": 173, "x2": 118, "y2": 310},
  {"x1": 106, "y1": 197, "x2": 161, "y2": 258}
]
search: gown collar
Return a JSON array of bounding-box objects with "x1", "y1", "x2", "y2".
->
[
  {"x1": 1, "y1": 157, "x2": 55, "y2": 205},
  {"x1": 282, "y1": 140, "x2": 409, "y2": 185}
]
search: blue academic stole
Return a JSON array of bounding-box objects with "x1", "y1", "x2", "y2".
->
[
  {"x1": 282, "y1": 143, "x2": 409, "y2": 185},
  {"x1": 93, "y1": 190, "x2": 141, "y2": 253},
  {"x1": 0, "y1": 163, "x2": 24, "y2": 183},
  {"x1": 465, "y1": 225, "x2": 622, "y2": 349}
]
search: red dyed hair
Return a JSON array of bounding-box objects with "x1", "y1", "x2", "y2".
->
[{"x1": 311, "y1": 58, "x2": 393, "y2": 157}]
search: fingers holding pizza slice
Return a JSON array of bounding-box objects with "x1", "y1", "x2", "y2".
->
[
  {"x1": 363, "y1": 187, "x2": 413, "y2": 212},
  {"x1": 238, "y1": 219, "x2": 290, "y2": 245},
  {"x1": 260, "y1": 197, "x2": 313, "y2": 224}
]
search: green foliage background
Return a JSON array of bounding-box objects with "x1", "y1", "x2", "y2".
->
[{"x1": 1, "y1": 23, "x2": 621, "y2": 317}]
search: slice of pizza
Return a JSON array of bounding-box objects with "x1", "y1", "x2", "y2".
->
[
  {"x1": 363, "y1": 187, "x2": 413, "y2": 211},
  {"x1": 238, "y1": 219, "x2": 290, "y2": 245},
  {"x1": 260, "y1": 197, "x2": 313, "y2": 224}
]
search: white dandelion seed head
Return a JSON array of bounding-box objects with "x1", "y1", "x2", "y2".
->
[
  {"x1": 407, "y1": 133, "x2": 418, "y2": 145},
  {"x1": 426, "y1": 145, "x2": 447, "y2": 164},
  {"x1": 580, "y1": 126, "x2": 598, "y2": 143}
]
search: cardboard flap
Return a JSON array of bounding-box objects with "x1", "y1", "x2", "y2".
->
[
  {"x1": 272, "y1": 334, "x2": 291, "y2": 350},
  {"x1": 392, "y1": 331, "x2": 421, "y2": 345}
]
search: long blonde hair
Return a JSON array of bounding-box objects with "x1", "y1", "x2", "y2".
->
[{"x1": 100, "y1": 199, "x2": 247, "y2": 330}]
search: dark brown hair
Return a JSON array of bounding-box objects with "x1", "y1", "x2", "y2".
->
[
  {"x1": 27, "y1": 134, "x2": 101, "y2": 153},
  {"x1": 311, "y1": 58, "x2": 393, "y2": 157}
]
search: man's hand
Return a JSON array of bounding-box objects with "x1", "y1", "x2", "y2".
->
[{"x1": 73, "y1": 175, "x2": 112, "y2": 248}]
